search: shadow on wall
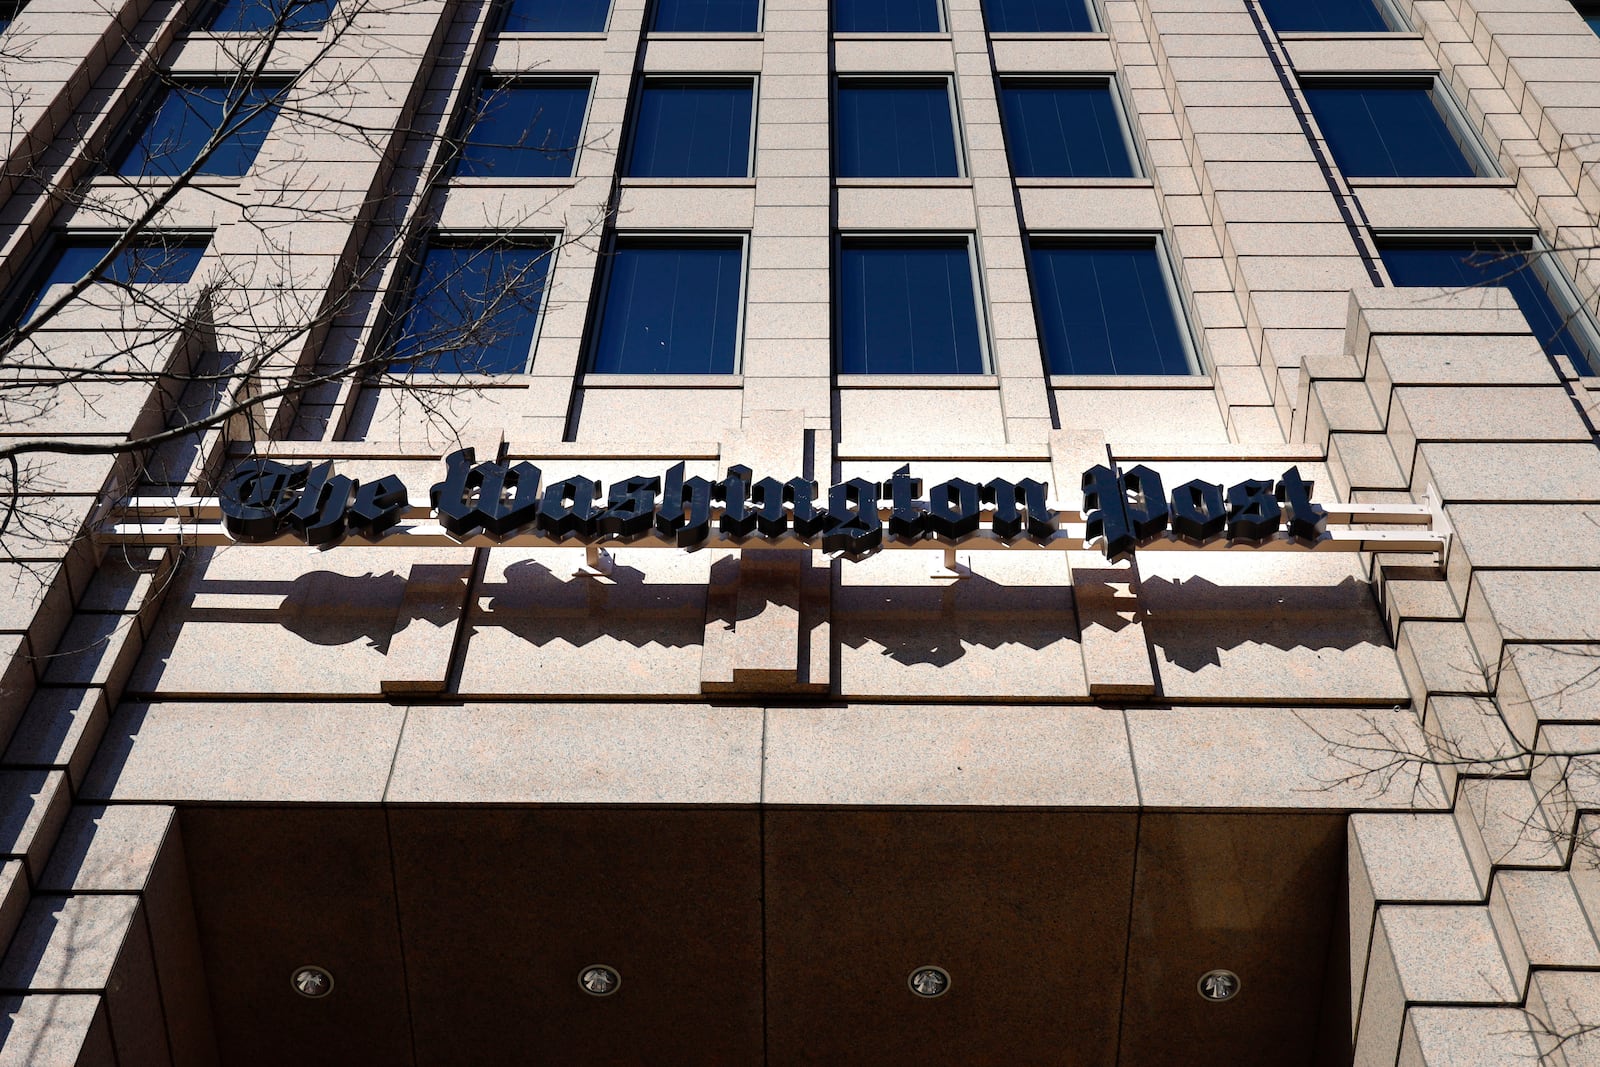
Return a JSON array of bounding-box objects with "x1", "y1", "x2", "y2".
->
[{"x1": 134, "y1": 553, "x2": 1395, "y2": 672}]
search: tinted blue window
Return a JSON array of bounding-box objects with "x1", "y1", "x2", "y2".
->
[
  {"x1": 1030, "y1": 243, "x2": 1193, "y2": 375},
  {"x1": 837, "y1": 82, "x2": 958, "y2": 178},
  {"x1": 628, "y1": 81, "x2": 753, "y2": 177},
  {"x1": 591, "y1": 243, "x2": 742, "y2": 373},
  {"x1": 1382, "y1": 242, "x2": 1597, "y2": 375},
  {"x1": 835, "y1": 0, "x2": 938, "y2": 31},
  {"x1": 839, "y1": 243, "x2": 984, "y2": 374},
  {"x1": 500, "y1": 0, "x2": 609, "y2": 31},
  {"x1": 652, "y1": 0, "x2": 756, "y2": 32},
  {"x1": 1000, "y1": 82, "x2": 1133, "y2": 178},
  {"x1": 1587, "y1": 12, "x2": 1600, "y2": 34},
  {"x1": 392, "y1": 243, "x2": 551, "y2": 373},
  {"x1": 0, "y1": 0, "x2": 26, "y2": 34},
  {"x1": 1304, "y1": 83, "x2": 1477, "y2": 178},
  {"x1": 205, "y1": 0, "x2": 336, "y2": 32},
  {"x1": 1260, "y1": 0, "x2": 1387, "y2": 31},
  {"x1": 981, "y1": 0, "x2": 1090, "y2": 33},
  {"x1": 116, "y1": 83, "x2": 282, "y2": 178},
  {"x1": 455, "y1": 81, "x2": 589, "y2": 178},
  {"x1": 14, "y1": 238, "x2": 207, "y2": 325}
]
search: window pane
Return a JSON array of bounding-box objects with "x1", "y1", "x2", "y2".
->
[
  {"x1": 834, "y1": 0, "x2": 939, "y2": 32},
  {"x1": 392, "y1": 244, "x2": 551, "y2": 373},
  {"x1": 1589, "y1": 13, "x2": 1600, "y2": 36},
  {"x1": 838, "y1": 243, "x2": 984, "y2": 374},
  {"x1": 999, "y1": 83, "x2": 1133, "y2": 178},
  {"x1": 455, "y1": 82, "x2": 589, "y2": 178},
  {"x1": 1030, "y1": 244, "x2": 1193, "y2": 375},
  {"x1": 628, "y1": 81, "x2": 753, "y2": 178},
  {"x1": 1303, "y1": 83, "x2": 1477, "y2": 178},
  {"x1": 651, "y1": 0, "x2": 757, "y2": 33},
  {"x1": 500, "y1": 0, "x2": 609, "y2": 31},
  {"x1": 1259, "y1": 0, "x2": 1388, "y2": 31},
  {"x1": 14, "y1": 239, "x2": 207, "y2": 325},
  {"x1": 980, "y1": 0, "x2": 1091, "y2": 33},
  {"x1": 205, "y1": 0, "x2": 336, "y2": 32},
  {"x1": 0, "y1": 0, "x2": 26, "y2": 34},
  {"x1": 1381, "y1": 242, "x2": 1597, "y2": 375},
  {"x1": 591, "y1": 244, "x2": 742, "y2": 373},
  {"x1": 116, "y1": 83, "x2": 283, "y2": 178},
  {"x1": 837, "y1": 83, "x2": 959, "y2": 178}
]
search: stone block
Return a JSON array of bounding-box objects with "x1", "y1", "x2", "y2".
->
[
  {"x1": 0, "y1": 770, "x2": 67, "y2": 883},
  {"x1": 384, "y1": 703, "x2": 761, "y2": 803},
  {"x1": 2, "y1": 687, "x2": 108, "y2": 790},
  {"x1": 1493, "y1": 869, "x2": 1600, "y2": 970},
  {"x1": 0, "y1": 995, "x2": 113, "y2": 1067},
  {"x1": 82, "y1": 702, "x2": 405, "y2": 803},
  {"x1": 1398, "y1": 1007, "x2": 1543, "y2": 1067},
  {"x1": 763, "y1": 704, "x2": 1136, "y2": 806},
  {"x1": 1126, "y1": 706, "x2": 1446, "y2": 810}
]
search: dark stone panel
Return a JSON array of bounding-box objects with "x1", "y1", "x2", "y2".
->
[
  {"x1": 179, "y1": 807, "x2": 412, "y2": 1067},
  {"x1": 386, "y1": 807, "x2": 763, "y2": 1066},
  {"x1": 1116, "y1": 813, "x2": 1346, "y2": 1067},
  {"x1": 764, "y1": 810, "x2": 1139, "y2": 1066}
]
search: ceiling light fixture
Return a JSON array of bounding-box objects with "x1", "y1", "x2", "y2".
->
[
  {"x1": 291, "y1": 965, "x2": 334, "y2": 999},
  {"x1": 579, "y1": 964, "x2": 621, "y2": 996},
  {"x1": 1197, "y1": 969, "x2": 1241, "y2": 1002},
  {"x1": 908, "y1": 966, "x2": 951, "y2": 998}
]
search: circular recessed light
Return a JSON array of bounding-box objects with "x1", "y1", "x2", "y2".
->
[
  {"x1": 908, "y1": 966, "x2": 951, "y2": 998},
  {"x1": 579, "y1": 964, "x2": 621, "y2": 997},
  {"x1": 291, "y1": 965, "x2": 334, "y2": 999},
  {"x1": 1197, "y1": 969, "x2": 1241, "y2": 1002}
]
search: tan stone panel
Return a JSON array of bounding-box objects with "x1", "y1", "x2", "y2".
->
[
  {"x1": 835, "y1": 184, "x2": 976, "y2": 229},
  {"x1": 1129, "y1": 706, "x2": 1444, "y2": 808},
  {"x1": 81, "y1": 702, "x2": 405, "y2": 802},
  {"x1": 1400, "y1": 1007, "x2": 1544, "y2": 1067},
  {"x1": 1414, "y1": 442, "x2": 1600, "y2": 504},
  {"x1": 0, "y1": 995, "x2": 113, "y2": 1067},
  {"x1": 1283, "y1": 35, "x2": 1436, "y2": 72},
  {"x1": 460, "y1": 547, "x2": 710, "y2": 698},
  {"x1": 3, "y1": 688, "x2": 108, "y2": 790},
  {"x1": 1137, "y1": 552, "x2": 1407, "y2": 704},
  {"x1": 613, "y1": 183, "x2": 756, "y2": 227},
  {"x1": 1016, "y1": 183, "x2": 1162, "y2": 229},
  {"x1": 131, "y1": 546, "x2": 474, "y2": 698},
  {"x1": 1052, "y1": 389, "x2": 1228, "y2": 446},
  {"x1": 833, "y1": 550, "x2": 1088, "y2": 700},
  {"x1": 38, "y1": 805, "x2": 174, "y2": 893},
  {"x1": 989, "y1": 37, "x2": 1115, "y2": 72},
  {"x1": 571, "y1": 385, "x2": 744, "y2": 443},
  {"x1": 764, "y1": 703, "x2": 1134, "y2": 805},
  {"x1": 836, "y1": 387, "x2": 1005, "y2": 447},
  {"x1": 385, "y1": 703, "x2": 761, "y2": 802},
  {"x1": 0, "y1": 770, "x2": 67, "y2": 883},
  {"x1": 833, "y1": 37, "x2": 955, "y2": 70}
]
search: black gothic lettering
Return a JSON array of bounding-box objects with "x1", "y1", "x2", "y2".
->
[
  {"x1": 599, "y1": 476, "x2": 660, "y2": 540},
  {"x1": 288, "y1": 461, "x2": 356, "y2": 546},
  {"x1": 1226, "y1": 478, "x2": 1281, "y2": 543},
  {"x1": 1276, "y1": 466, "x2": 1328, "y2": 543},
  {"x1": 537, "y1": 476, "x2": 603, "y2": 539},
  {"x1": 1122, "y1": 465, "x2": 1170, "y2": 545},
  {"x1": 984, "y1": 478, "x2": 1054, "y2": 543},
  {"x1": 347, "y1": 475, "x2": 409, "y2": 539},
  {"x1": 1169, "y1": 479, "x2": 1226, "y2": 544},
  {"x1": 220, "y1": 459, "x2": 308, "y2": 542},
  {"x1": 1083, "y1": 464, "x2": 1136, "y2": 562},
  {"x1": 430, "y1": 448, "x2": 543, "y2": 539},
  {"x1": 718, "y1": 465, "x2": 757, "y2": 538},
  {"x1": 926, "y1": 478, "x2": 982, "y2": 540},
  {"x1": 883, "y1": 465, "x2": 926, "y2": 541},
  {"x1": 821, "y1": 478, "x2": 882, "y2": 557}
]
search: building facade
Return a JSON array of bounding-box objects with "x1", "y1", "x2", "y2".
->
[{"x1": 0, "y1": 0, "x2": 1598, "y2": 1061}]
